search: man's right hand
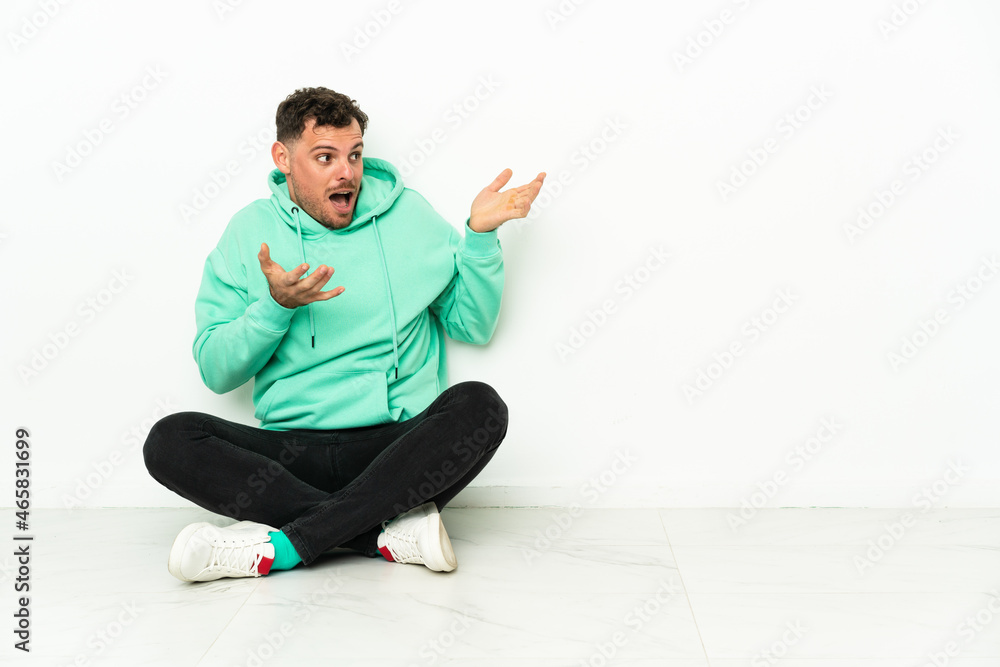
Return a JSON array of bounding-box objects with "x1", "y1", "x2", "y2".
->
[{"x1": 258, "y1": 242, "x2": 345, "y2": 309}]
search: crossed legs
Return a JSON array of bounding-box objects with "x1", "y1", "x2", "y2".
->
[{"x1": 143, "y1": 381, "x2": 507, "y2": 568}]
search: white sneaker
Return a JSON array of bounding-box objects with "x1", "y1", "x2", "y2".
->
[
  {"x1": 167, "y1": 521, "x2": 277, "y2": 582},
  {"x1": 377, "y1": 502, "x2": 457, "y2": 572}
]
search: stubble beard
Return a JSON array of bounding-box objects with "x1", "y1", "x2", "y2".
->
[{"x1": 288, "y1": 170, "x2": 352, "y2": 230}]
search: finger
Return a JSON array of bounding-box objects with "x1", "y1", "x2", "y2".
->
[
  {"x1": 312, "y1": 286, "x2": 346, "y2": 302},
  {"x1": 512, "y1": 175, "x2": 546, "y2": 194},
  {"x1": 517, "y1": 190, "x2": 539, "y2": 215},
  {"x1": 486, "y1": 168, "x2": 513, "y2": 192},
  {"x1": 299, "y1": 282, "x2": 344, "y2": 304},
  {"x1": 505, "y1": 194, "x2": 528, "y2": 217},
  {"x1": 523, "y1": 176, "x2": 545, "y2": 202},
  {"x1": 260, "y1": 243, "x2": 312, "y2": 285},
  {"x1": 288, "y1": 262, "x2": 310, "y2": 281},
  {"x1": 258, "y1": 243, "x2": 284, "y2": 275},
  {"x1": 275, "y1": 262, "x2": 311, "y2": 288},
  {"x1": 526, "y1": 179, "x2": 544, "y2": 202},
  {"x1": 509, "y1": 182, "x2": 542, "y2": 206},
  {"x1": 508, "y1": 174, "x2": 546, "y2": 193},
  {"x1": 298, "y1": 265, "x2": 334, "y2": 291}
]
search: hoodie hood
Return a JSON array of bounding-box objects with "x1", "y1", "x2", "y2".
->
[
  {"x1": 265, "y1": 157, "x2": 406, "y2": 360},
  {"x1": 267, "y1": 157, "x2": 404, "y2": 238}
]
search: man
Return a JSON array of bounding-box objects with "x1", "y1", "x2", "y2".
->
[{"x1": 143, "y1": 87, "x2": 544, "y2": 582}]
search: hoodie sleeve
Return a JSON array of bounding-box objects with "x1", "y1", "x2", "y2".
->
[
  {"x1": 192, "y1": 246, "x2": 296, "y2": 394},
  {"x1": 429, "y1": 220, "x2": 504, "y2": 344}
]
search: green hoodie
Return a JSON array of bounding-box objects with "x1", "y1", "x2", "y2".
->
[{"x1": 193, "y1": 158, "x2": 504, "y2": 431}]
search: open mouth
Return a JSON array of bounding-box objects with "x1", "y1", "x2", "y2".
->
[{"x1": 329, "y1": 191, "x2": 354, "y2": 214}]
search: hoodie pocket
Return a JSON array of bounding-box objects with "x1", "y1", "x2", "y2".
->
[{"x1": 255, "y1": 370, "x2": 393, "y2": 429}]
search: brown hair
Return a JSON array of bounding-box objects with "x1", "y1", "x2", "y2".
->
[{"x1": 275, "y1": 87, "x2": 369, "y2": 145}]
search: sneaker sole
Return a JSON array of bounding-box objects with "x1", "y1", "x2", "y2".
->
[
  {"x1": 167, "y1": 521, "x2": 213, "y2": 582},
  {"x1": 436, "y1": 517, "x2": 457, "y2": 572},
  {"x1": 422, "y1": 505, "x2": 457, "y2": 572}
]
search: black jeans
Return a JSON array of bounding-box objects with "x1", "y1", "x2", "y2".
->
[{"x1": 143, "y1": 381, "x2": 507, "y2": 565}]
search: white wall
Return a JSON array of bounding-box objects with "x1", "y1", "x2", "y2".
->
[{"x1": 3, "y1": 0, "x2": 998, "y2": 510}]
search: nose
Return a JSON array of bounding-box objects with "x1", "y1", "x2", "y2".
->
[{"x1": 334, "y1": 157, "x2": 354, "y2": 181}]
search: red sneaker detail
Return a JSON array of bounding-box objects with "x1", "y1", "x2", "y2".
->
[
  {"x1": 257, "y1": 555, "x2": 274, "y2": 575},
  {"x1": 378, "y1": 545, "x2": 395, "y2": 562}
]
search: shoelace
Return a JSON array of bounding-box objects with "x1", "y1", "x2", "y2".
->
[
  {"x1": 208, "y1": 538, "x2": 265, "y2": 574},
  {"x1": 383, "y1": 524, "x2": 422, "y2": 564}
]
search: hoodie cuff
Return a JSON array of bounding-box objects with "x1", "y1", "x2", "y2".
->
[
  {"x1": 248, "y1": 291, "x2": 296, "y2": 333},
  {"x1": 462, "y1": 218, "x2": 501, "y2": 258}
]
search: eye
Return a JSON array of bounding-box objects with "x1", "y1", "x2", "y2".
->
[
  {"x1": 350, "y1": 152, "x2": 361, "y2": 161},
  {"x1": 318, "y1": 154, "x2": 330, "y2": 162}
]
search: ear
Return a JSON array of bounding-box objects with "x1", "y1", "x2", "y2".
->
[{"x1": 272, "y1": 141, "x2": 292, "y2": 174}]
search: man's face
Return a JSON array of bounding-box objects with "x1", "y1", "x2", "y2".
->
[{"x1": 275, "y1": 117, "x2": 363, "y2": 230}]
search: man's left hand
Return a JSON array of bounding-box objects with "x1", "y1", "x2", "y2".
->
[{"x1": 469, "y1": 169, "x2": 546, "y2": 233}]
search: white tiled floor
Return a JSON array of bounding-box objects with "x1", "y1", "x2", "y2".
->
[{"x1": 11, "y1": 507, "x2": 1000, "y2": 666}]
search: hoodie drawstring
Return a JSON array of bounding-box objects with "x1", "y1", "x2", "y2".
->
[
  {"x1": 291, "y1": 206, "x2": 316, "y2": 348},
  {"x1": 371, "y1": 215, "x2": 399, "y2": 379},
  {"x1": 290, "y1": 206, "x2": 398, "y2": 376}
]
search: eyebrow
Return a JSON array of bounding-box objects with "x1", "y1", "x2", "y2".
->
[{"x1": 310, "y1": 141, "x2": 364, "y2": 153}]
